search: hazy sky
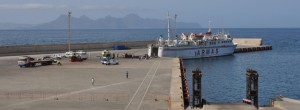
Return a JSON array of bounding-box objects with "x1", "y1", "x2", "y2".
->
[{"x1": 0, "y1": 0, "x2": 299, "y2": 28}]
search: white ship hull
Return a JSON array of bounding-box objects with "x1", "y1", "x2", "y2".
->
[
  {"x1": 149, "y1": 15, "x2": 237, "y2": 59},
  {"x1": 157, "y1": 45, "x2": 237, "y2": 59}
]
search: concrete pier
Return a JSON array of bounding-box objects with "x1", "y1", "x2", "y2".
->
[
  {"x1": 0, "y1": 49, "x2": 175, "y2": 110},
  {"x1": 235, "y1": 45, "x2": 272, "y2": 53},
  {"x1": 267, "y1": 96, "x2": 300, "y2": 110},
  {"x1": 233, "y1": 38, "x2": 272, "y2": 53},
  {"x1": 233, "y1": 38, "x2": 263, "y2": 46},
  {"x1": 170, "y1": 59, "x2": 185, "y2": 110},
  {"x1": 186, "y1": 103, "x2": 257, "y2": 110}
]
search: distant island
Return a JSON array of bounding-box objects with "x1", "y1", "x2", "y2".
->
[{"x1": 0, "y1": 14, "x2": 201, "y2": 29}]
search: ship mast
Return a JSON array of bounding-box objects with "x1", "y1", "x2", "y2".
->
[
  {"x1": 174, "y1": 14, "x2": 178, "y2": 46},
  {"x1": 167, "y1": 12, "x2": 171, "y2": 45},
  {"x1": 208, "y1": 19, "x2": 212, "y2": 32},
  {"x1": 221, "y1": 22, "x2": 225, "y2": 35}
]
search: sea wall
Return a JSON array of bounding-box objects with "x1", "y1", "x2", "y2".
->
[
  {"x1": 0, "y1": 38, "x2": 265, "y2": 56},
  {"x1": 0, "y1": 40, "x2": 155, "y2": 56},
  {"x1": 233, "y1": 38, "x2": 262, "y2": 46}
]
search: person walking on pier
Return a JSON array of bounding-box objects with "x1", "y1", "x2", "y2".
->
[
  {"x1": 126, "y1": 71, "x2": 128, "y2": 79},
  {"x1": 91, "y1": 77, "x2": 95, "y2": 86}
]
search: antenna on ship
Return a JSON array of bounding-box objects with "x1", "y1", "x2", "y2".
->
[
  {"x1": 221, "y1": 22, "x2": 225, "y2": 35},
  {"x1": 167, "y1": 12, "x2": 171, "y2": 45},
  {"x1": 68, "y1": 10, "x2": 72, "y2": 52},
  {"x1": 208, "y1": 19, "x2": 212, "y2": 32}
]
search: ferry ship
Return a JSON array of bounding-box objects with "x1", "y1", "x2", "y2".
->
[{"x1": 148, "y1": 14, "x2": 237, "y2": 59}]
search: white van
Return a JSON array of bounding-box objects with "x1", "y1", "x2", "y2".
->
[{"x1": 76, "y1": 50, "x2": 88, "y2": 60}]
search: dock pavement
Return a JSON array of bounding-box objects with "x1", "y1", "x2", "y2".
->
[{"x1": 0, "y1": 49, "x2": 176, "y2": 110}]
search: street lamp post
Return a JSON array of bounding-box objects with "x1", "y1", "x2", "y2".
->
[{"x1": 68, "y1": 11, "x2": 72, "y2": 52}]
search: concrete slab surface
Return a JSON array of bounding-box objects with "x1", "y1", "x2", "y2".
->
[
  {"x1": 0, "y1": 49, "x2": 173, "y2": 110},
  {"x1": 273, "y1": 97, "x2": 300, "y2": 110}
]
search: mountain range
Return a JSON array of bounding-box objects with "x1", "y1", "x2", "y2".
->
[{"x1": 0, "y1": 14, "x2": 201, "y2": 29}]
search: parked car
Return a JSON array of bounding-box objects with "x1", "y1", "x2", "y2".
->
[
  {"x1": 103, "y1": 59, "x2": 119, "y2": 65},
  {"x1": 51, "y1": 54, "x2": 62, "y2": 59},
  {"x1": 75, "y1": 50, "x2": 88, "y2": 60},
  {"x1": 70, "y1": 55, "x2": 83, "y2": 62},
  {"x1": 100, "y1": 57, "x2": 109, "y2": 64},
  {"x1": 42, "y1": 56, "x2": 53, "y2": 60},
  {"x1": 64, "y1": 51, "x2": 74, "y2": 58}
]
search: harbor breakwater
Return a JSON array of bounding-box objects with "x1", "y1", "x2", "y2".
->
[
  {"x1": 0, "y1": 38, "x2": 267, "y2": 56},
  {"x1": 233, "y1": 38, "x2": 262, "y2": 46},
  {"x1": 233, "y1": 38, "x2": 272, "y2": 53},
  {"x1": 0, "y1": 40, "x2": 155, "y2": 56}
]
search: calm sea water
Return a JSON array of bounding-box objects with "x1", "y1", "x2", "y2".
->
[
  {"x1": 0, "y1": 29, "x2": 164, "y2": 46},
  {"x1": 183, "y1": 28, "x2": 300, "y2": 106},
  {"x1": 1, "y1": 28, "x2": 299, "y2": 106}
]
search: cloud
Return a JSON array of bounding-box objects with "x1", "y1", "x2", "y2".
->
[{"x1": 0, "y1": 3, "x2": 66, "y2": 10}]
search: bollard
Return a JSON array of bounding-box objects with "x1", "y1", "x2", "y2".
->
[
  {"x1": 192, "y1": 68, "x2": 202, "y2": 108},
  {"x1": 246, "y1": 68, "x2": 259, "y2": 109}
]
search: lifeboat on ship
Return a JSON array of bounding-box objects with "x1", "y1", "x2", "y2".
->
[{"x1": 189, "y1": 33, "x2": 204, "y2": 40}]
